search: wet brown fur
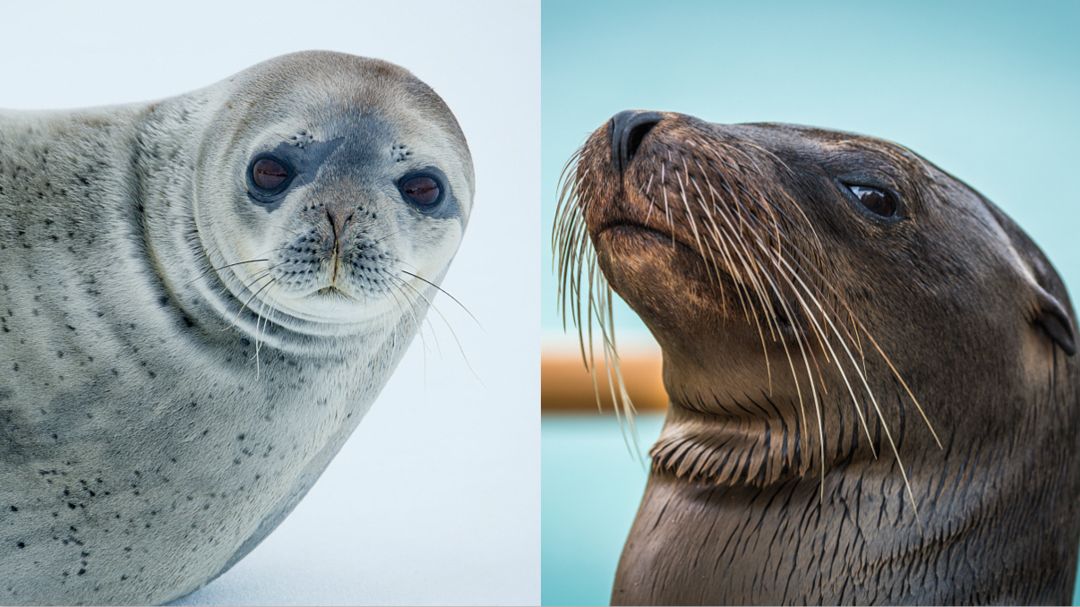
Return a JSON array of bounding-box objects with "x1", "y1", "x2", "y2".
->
[{"x1": 555, "y1": 112, "x2": 1080, "y2": 604}]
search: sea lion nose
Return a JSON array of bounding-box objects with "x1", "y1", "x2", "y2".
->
[{"x1": 611, "y1": 110, "x2": 662, "y2": 173}]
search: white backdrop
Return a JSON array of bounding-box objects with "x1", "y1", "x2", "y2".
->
[{"x1": 1, "y1": 1, "x2": 540, "y2": 604}]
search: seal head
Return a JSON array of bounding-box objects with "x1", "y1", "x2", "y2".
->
[
  {"x1": 556, "y1": 111, "x2": 1079, "y2": 604},
  {"x1": 169, "y1": 52, "x2": 473, "y2": 335},
  {"x1": 0, "y1": 51, "x2": 472, "y2": 604}
]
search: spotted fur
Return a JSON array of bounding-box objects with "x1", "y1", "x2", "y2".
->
[{"x1": 0, "y1": 51, "x2": 472, "y2": 604}]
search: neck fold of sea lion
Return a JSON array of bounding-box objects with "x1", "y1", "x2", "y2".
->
[
  {"x1": 652, "y1": 398, "x2": 813, "y2": 487},
  {"x1": 653, "y1": 384, "x2": 913, "y2": 488}
]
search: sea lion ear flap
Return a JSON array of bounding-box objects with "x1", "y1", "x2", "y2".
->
[
  {"x1": 1034, "y1": 285, "x2": 1076, "y2": 356},
  {"x1": 981, "y1": 197, "x2": 1076, "y2": 356}
]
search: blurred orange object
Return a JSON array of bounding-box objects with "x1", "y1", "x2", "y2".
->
[{"x1": 541, "y1": 344, "x2": 668, "y2": 412}]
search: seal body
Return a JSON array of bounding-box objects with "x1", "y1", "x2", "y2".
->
[
  {"x1": 0, "y1": 52, "x2": 472, "y2": 604},
  {"x1": 557, "y1": 111, "x2": 1079, "y2": 604}
]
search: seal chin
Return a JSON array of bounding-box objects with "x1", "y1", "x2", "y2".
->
[
  {"x1": 307, "y1": 285, "x2": 366, "y2": 307},
  {"x1": 313, "y1": 285, "x2": 352, "y2": 299},
  {"x1": 265, "y1": 284, "x2": 406, "y2": 326}
]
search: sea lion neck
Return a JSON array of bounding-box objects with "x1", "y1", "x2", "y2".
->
[
  {"x1": 652, "y1": 397, "x2": 813, "y2": 487},
  {"x1": 653, "y1": 383, "x2": 906, "y2": 488},
  {"x1": 617, "y1": 384, "x2": 1080, "y2": 605}
]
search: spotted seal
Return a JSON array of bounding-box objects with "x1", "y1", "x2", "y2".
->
[{"x1": 0, "y1": 50, "x2": 472, "y2": 604}]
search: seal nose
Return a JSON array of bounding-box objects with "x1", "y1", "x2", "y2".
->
[
  {"x1": 325, "y1": 207, "x2": 353, "y2": 241},
  {"x1": 324, "y1": 207, "x2": 355, "y2": 284},
  {"x1": 611, "y1": 110, "x2": 662, "y2": 173}
]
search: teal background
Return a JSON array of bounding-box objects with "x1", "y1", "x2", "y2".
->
[
  {"x1": 542, "y1": 415, "x2": 663, "y2": 606},
  {"x1": 541, "y1": 0, "x2": 1080, "y2": 605}
]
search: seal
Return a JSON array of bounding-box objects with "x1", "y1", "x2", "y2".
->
[
  {"x1": 555, "y1": 110, "x2": 1079, "y2": 604},
  {"x1": 0, "y1": 51, "x2": 473, "y2": 604}
]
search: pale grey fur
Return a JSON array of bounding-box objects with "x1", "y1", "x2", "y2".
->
[{"x1": 0, "y1": 51, "x2": 472, "y2": 604}]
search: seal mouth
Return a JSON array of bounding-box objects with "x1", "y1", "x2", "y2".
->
[{"x1": 310, "y1": 285, "x2": 357, "y2": 302}]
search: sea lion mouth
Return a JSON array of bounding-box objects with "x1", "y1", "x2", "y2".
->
[
  {"x1": 594, "y1": 219, "x2": 794, "y2": 331},
  {"x1": 595, "y1": 220, "x2": 694, "y2": 252}
]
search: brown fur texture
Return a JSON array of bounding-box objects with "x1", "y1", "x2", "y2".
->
[{"x1": 556, "y1": 111, "x2": 1080, "y2": 604}]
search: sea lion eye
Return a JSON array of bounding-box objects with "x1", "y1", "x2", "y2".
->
[
  {"x1": 248, "y1": 155, "x2": 292, "y2": 197},
  {"x1": 398, "y1": 173, "x2": 443, "y2": 208},
  {"x1": 846, "y1": 184, "x2": 898, "y2": 218}
]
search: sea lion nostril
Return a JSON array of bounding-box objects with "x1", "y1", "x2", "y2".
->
[{"x1": 610, "y1": 110, "x2": 662, "y2": 173}]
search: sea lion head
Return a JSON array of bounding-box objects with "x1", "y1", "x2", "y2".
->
[
  {"x1": 558, "y1": 110, "x2": 1076, "y2": 490},
  {"x1": 191, "y1": 51, "x2": 473, "y2": 328}
]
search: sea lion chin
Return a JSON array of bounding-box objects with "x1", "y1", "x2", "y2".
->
[{"x1": 556, "y1": 110, "x2": 1079, "y2": 604}]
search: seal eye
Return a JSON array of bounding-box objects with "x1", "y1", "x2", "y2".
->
[
  {"x1": 399, "y1": 174, "x2": 443, "y2": 207},
  {"x1": 249, "y1": 156, "x2": 292, "y2": 195},
  {"x1": 847, "y1": 184, "x2": 898, "y2": 218}
]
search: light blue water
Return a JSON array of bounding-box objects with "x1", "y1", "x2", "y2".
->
[{"x1": 542, "y1": 414, "x2": 1080, "y2": 605}]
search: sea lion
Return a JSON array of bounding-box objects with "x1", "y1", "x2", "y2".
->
[
  {"x1": 555, "y1": 110, "x2": 1078, "y2": 604},
  {"x1": 0, "y1": 51, "x2": 473, "y2": 604}
]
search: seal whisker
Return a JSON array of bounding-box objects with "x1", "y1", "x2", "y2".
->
[
  {"x1": 384, "y1": 278, "x2": 434, "y2": 359},
  {"x1": 725, "y1": 203, "x2": 939, "y2": 456},
  {"x1": 184, "y1": 258, "x2": 271, "y2": 288},
  {"x1": 704, "y1": 179, "x2": 837, "y2": 362},
  {"x1": 750, "y1": 244, "x2": 878, "y2": 455},
  {"x1": 399, "y1": 269, "x2": 480, "y2": 328},
  {"x1": 701, "y1": 175, "x2": 791, "y2": 330},
  {"x1": 252, "y1": 279, "x2": 278, "y2": 378},
  {"x1": 726, "y1": 226, "x2": 815, "y2": 466},
  {"x1": 229, "y1": 272, "x2": 277, "y2": 331},
  {"x1": 374, "y1": 229, "x2": 406, "y2": 245},
  {"x1": 391, "y1": 273, "x2": 482, "y2": 386},
  {"x1": 237, "y1": 274, "x2": 277, "y2": 327}
]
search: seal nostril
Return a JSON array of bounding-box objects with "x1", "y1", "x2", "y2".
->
[{"x1": 611, "y1": 110, "x2": 663, "y2": 173}]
